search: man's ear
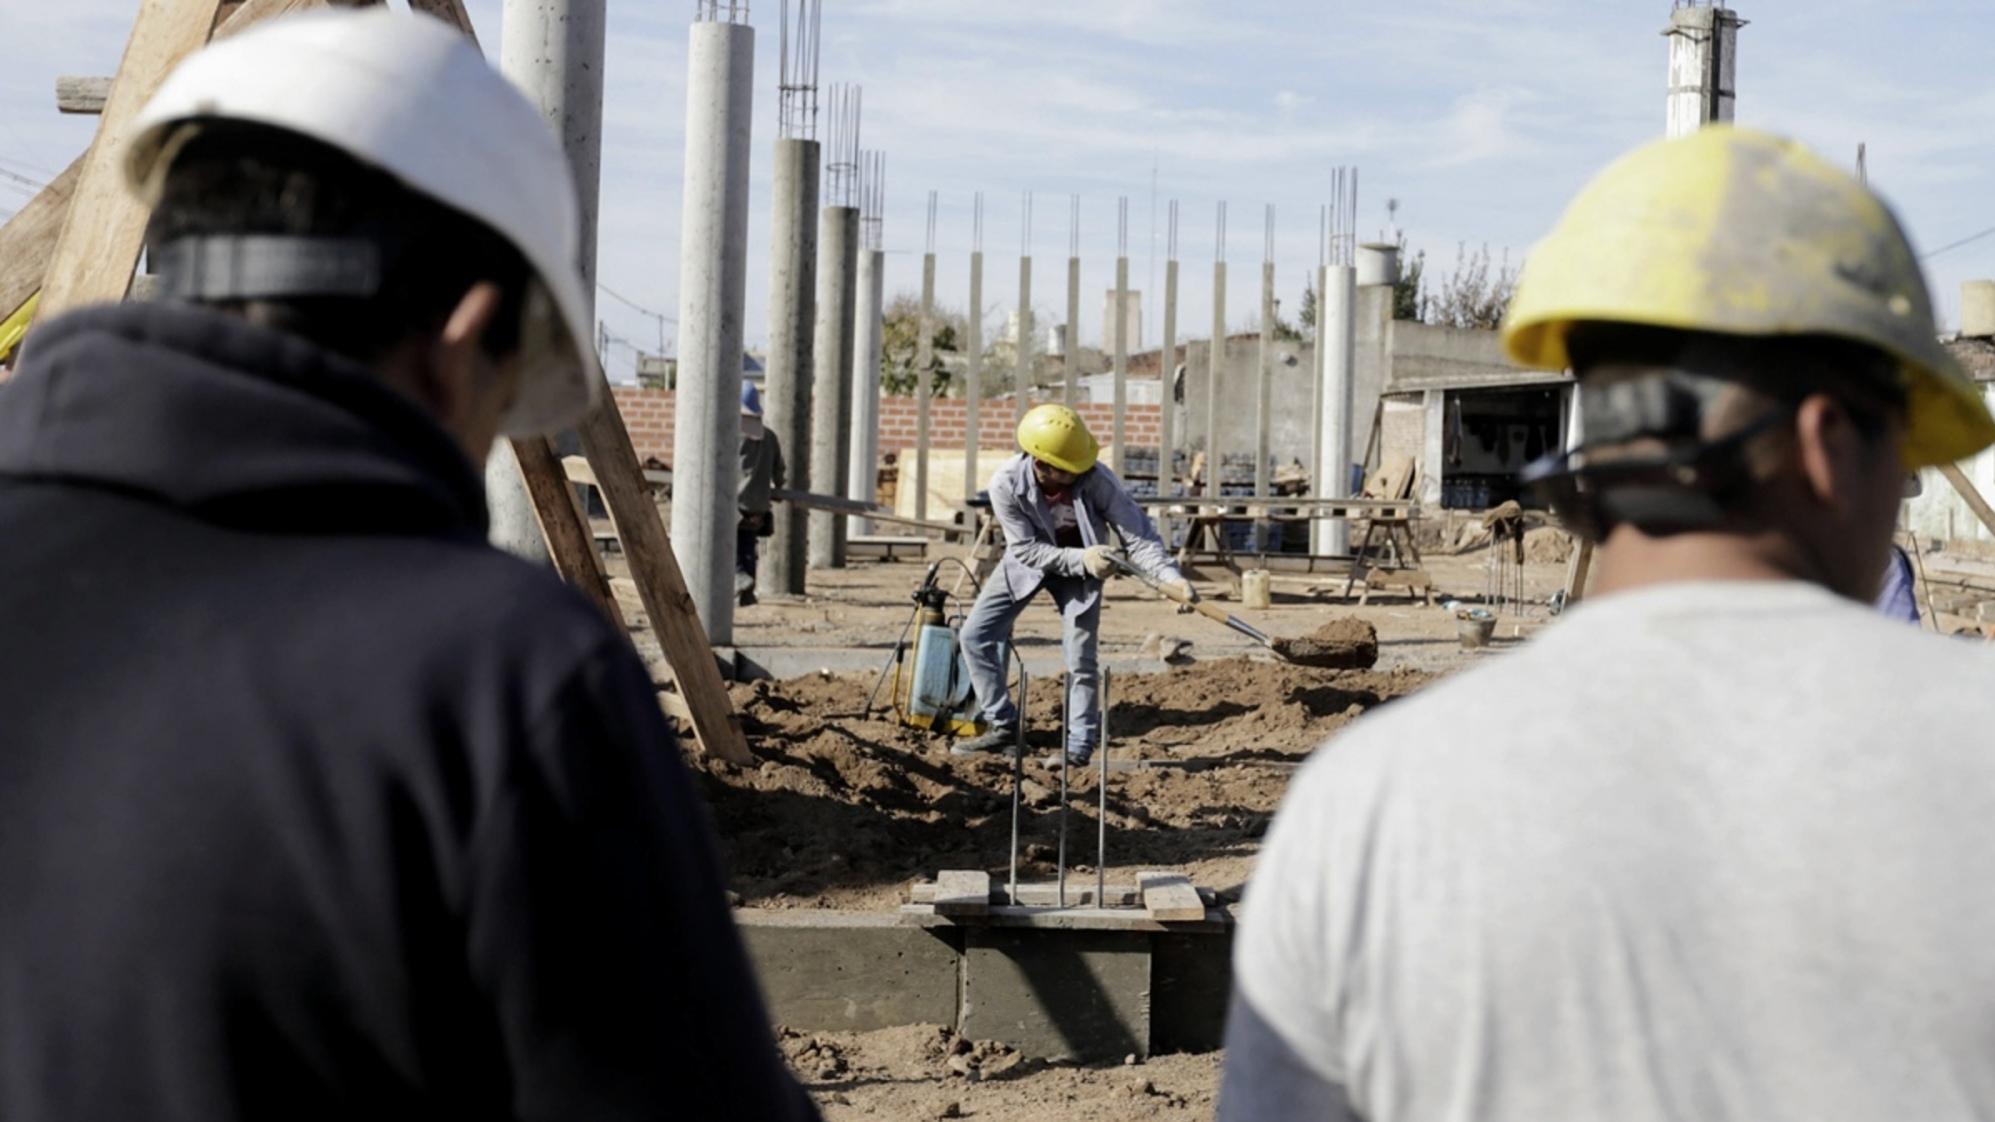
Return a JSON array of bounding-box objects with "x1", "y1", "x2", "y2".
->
[
  {"x1": 422, "y1": 281, "x2": 506, "y2": 420},
  {"x1": 1793, "y1": 392, "x2": 1858, "y2": 510}
]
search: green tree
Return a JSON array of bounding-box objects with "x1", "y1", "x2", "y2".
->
[
  {"x1": 880, "y1": 292, "x2": 964, "y2": 396},
  {"x1": 1298, "y1": 274, "x2": 1318, "y2": 332},
  {"x1": 1421, "y1": 243, "x2": 1518, "y2": 329}
]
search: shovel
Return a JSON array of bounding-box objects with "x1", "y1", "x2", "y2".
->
[{"x1": 1104, "y1": 553, "x2": 1374, "y2": 669}]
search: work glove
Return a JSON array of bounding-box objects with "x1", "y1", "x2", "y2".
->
[
  {"x1": 1081, "y1": 545, "x2": 1116, "y2": 580},
  {"x1": 1162, "y1": 579, "x2": 1199, "y2": 613}
]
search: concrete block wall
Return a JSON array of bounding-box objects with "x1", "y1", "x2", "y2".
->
[{"x1": 611, "y1": 386, "x2": 1164, "y2": 466}]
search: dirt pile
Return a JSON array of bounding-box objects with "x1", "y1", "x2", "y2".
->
[
  {"x1": 783, "y1": 1024, "x2": 1218, "y2": 1121},
  {"x1": 692, "y1": 660, "x2": 1431, "y2": 908},
  {"x1": 1272, "y1": 617, "x2": 1379, "y2": 669}
]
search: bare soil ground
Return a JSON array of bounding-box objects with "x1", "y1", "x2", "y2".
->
[
  {"x1": 698, "y1": 659, "x2": 1431, "y2": 908},
  {"x1": 781, "y1": 1024, "x2": 1220, "y2": 1121}
]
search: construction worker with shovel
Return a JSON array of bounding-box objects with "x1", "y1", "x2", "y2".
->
[{"x1": 952, "y1": 403, "x2": 1192, "y2": 766}]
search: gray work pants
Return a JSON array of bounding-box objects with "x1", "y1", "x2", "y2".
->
[{"x1": 960, "y1": 569, "x2": 1101, "y2": 754}]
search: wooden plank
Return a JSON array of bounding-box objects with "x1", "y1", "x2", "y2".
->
[
  {"x1": 36, "y1": 0, "x2": 226, "y2": 319},
  {"x1": 415, "y1": 0, "x2": 747, "y2": 766},
  {"x1": 0, "y1": 158, "x2": 83, "y2": 330},
  {"x1": 1138, "y1": 871, "x2": 1208, "y2": 922},
  {"x1": 773, "y1": 487, "x2": 963, "y2": 536},
  {"x1": 404, "y1": 0, "x2": 474, "y2": 29},
  {"x1": 576, "y1": 403, "x2": 751, "y2": 763},
  {"x1": 1563, "y1": 538, "x2": 1595, "y2": 607},
  {"x1": 913, "y1": 881, "x2": 1148, "y2": 908},
  {"x1": 55, "y1": 76, "x2": 112, "y2": 115},
  {"x1": 1, "y1": 0, "x2": 360, "y2": 348},
  {"x1": 1940, "y1": 463, "x2": 1995, "y2": 540},
  {"x1": 510, "y1": 436, "x2": 623, "y2": 626},
  {"x1": 931, "y1": 871, "x2": 991, "y2": 917}
]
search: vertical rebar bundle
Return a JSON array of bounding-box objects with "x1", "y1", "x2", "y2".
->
[
  {"x1": 1015, "y1": 191, "x2": 1034, "y2": 422},
  {"x1": 694, "y1": 0, "x2": 749, "y2": 24},
  {"x1": 776, "y1": 0, "x2": 820, "y2": 139},
  {"x1": 1206, "y1": 201, "x2": 1227, "y2": 496},
  {"x1": 859, "y1": 151, "x2": 885, "y2": 251},
  {"x1": 1255, "y1": 203, "x2": 1275, "y2": 522},
  {"x1": 915, "y1": 190, "x2": 937, "y2": 521},
  {"x1": 1111, "y1": 196, "x2": 1130, "y2": 474},
  {"x1": 965, "y1": 193, "x2": 985, "y2": 505},
  {"x1": 1159, "y1": 199, "x2": 1180, "y2": 498},
  {"x1": 1326, "y1": 166, "x2": 1358, "y2": 266},
  {"x1": 823, "y1": 84, "x2": 862, "y2": 208},
  {"x1": 1064, "y1": 195, "x2": 1081, "y2": 404}
]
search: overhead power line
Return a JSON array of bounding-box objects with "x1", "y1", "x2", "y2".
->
[{"x1": 1923, "y1": 225, "x2": 1995, "y2": 261}]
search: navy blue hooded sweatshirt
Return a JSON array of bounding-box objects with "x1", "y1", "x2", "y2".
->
[{"x1": 0, "y1": 304, "x2": 816, "y2": 1122}]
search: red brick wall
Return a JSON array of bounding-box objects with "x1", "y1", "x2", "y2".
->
[{"x1": 611, "y1": 386, "x2": 1163, "y2": 467}]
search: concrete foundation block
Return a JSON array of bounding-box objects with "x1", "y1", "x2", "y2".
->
[
  {"x1": 739, "y1": 912, "x2": 961, "y2": 1033},
  {"x1": 1151, "y1": 930, "x2": 1233, "y2": 1054},
  {"x1": 961, "y1": 927, "x2": 1150, "y2": 1062}
]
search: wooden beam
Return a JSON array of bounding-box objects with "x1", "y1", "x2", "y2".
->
[
  {"x1": 36, "y1": 0, "x2": 226, "y2": 319},
  {"x1": 0, "y1": 159, "x2": 83, "y2": 328},
  {"x1": 416, "y1": 0, "x2": 748, "y2": 766},
  {"x1": 403, "y1": 0, "x2": 474, "y2": 29},
  {"x1": 55, "y1": 76, "x2": 112, "y2": 115},
  {"x1": 511, "y1": 437, "x2": 624, "y2": 626},
  {"x1": 576, "y1": 406, "x2": 751, "y2": 763},
  {"x1": 1563, "y1": 538, "x2": 1595, "y2": 607},
  {"x1": 1939, "y1": 463, "x2": 1995, "y2": 540},
  {"x1": 772, "y1": 487, "x2": 965, "y2": 536}
]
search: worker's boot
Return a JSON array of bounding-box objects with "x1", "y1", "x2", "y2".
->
[
  {"x1": 949, "y1": 724, "x2": 1020, "y2": 758},
  {"x1": 735, "y1": 570, "x2": 757, "y2": 607},
  {"x1": 1043, "y1": 746, "x2": 1092, "y2": 769}
]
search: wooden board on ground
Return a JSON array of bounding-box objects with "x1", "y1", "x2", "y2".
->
[
  {"x1": 1138, "y1": 871, "x2": 1208, "y2": 922},
  {"x1": 931, "y1": 870, "x2": 991, "y2": 917}
]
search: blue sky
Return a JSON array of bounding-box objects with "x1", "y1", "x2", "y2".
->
[{"x1": 5, "y1": 0, "x2": 1994, "y2": 383}]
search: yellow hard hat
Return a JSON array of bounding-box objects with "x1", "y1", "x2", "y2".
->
[
  {"x1": 1502, "y1": 126, "x2": 1995, "y2": 469},
  {"x1": 1017, "y1": 403, "x2": 1099, "y2": 474}
]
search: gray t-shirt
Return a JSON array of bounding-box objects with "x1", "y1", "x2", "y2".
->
[{"x1": 1230, "y1": 580, "x2": 1995, "y2": 1121}]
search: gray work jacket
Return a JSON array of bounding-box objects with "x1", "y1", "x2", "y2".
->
[{"x1": 987, "y1": 452, "x2": 1183, "y2": 608}]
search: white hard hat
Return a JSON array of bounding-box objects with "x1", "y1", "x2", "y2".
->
[{"x1": 124, "y1": 8, "x2": 600, "y2": 437}]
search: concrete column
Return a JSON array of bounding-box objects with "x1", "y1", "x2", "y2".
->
[
  {"x1": 488, "y1": 0, "x2": 606, "y2": 564},
  {"x1": 1159, "y1": 258, "x2": 1179, "y2": 494},
  {"x1": 914, "y1": 250, "x2": 936, "y2": 521},
  {"x1": 1064, "y1": 255, "x2": 1082, "y2": 404},
  {"x1": 1312, "y1": 264, "x2": 1356, "y2": 555},
  {"x1": 1664, "y1": 4, "x2": 1741, "y2": 139},
  {"x1": 846, "y1": 247, "x2": 885, "y2": 537},
  {"x1": 668, "y1": 19, "x2": 753, "y2": 644},
  {"x1": 809, "y1": 205, "x2": 860, "y2": 568},
  {"x1": 1015, "y1": 257, "x2": 1033, "y2": 422},
  {"x1": 765, "y1": 138, "x2": 819, "y2": 596},
  {"x1": 1206, "y1": 260, "x2": 1226, "y2": 495},
  {"x1": 965, "y1": 251, "x2": 985, "y2": 502},
  {"x1": 1112, "y1": 255, "x2": 1130, "y2": 475}
]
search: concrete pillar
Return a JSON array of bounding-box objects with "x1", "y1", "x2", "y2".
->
[
  {"x1": 765, "y1": 138, "x2": 819, "y2": 596},
  {"x1": 965, "y1": 251, "x2": 985, "y2": 502},
  {"x1": 1206, "y1": 260, "x2": 1226, "y2": 496},
  {"x1": 669, "y1": 19, "x2": 754, "y2": 643},
  {"x1": 809, "y1": 205, "x2": 860, "y2": 568},
  {"x1": 1664, "y1": 4, "x2": 1741, "y2": 139},
  {"x1": 1312, "y1": 264, "x2": 1356, "y2": 555},
  {"x1": 1159, "y1": 258, "x2": 1179, "y2": 494},
  {"x1": 1112, "y1": 254, "x2": 1129, "y2": 474},
  {"x1": 914, "y1": 245, "x2": 936, "y2": 522},
  {"x1": 488, "y1": 0, "x2": 606, "y2": 564},
  {"x1": 1065, "y1": 255, "x2": 1082, "y2": 404},
  {"x1": 846, "y1": 247, "x2": 885, "y2": 537}
]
